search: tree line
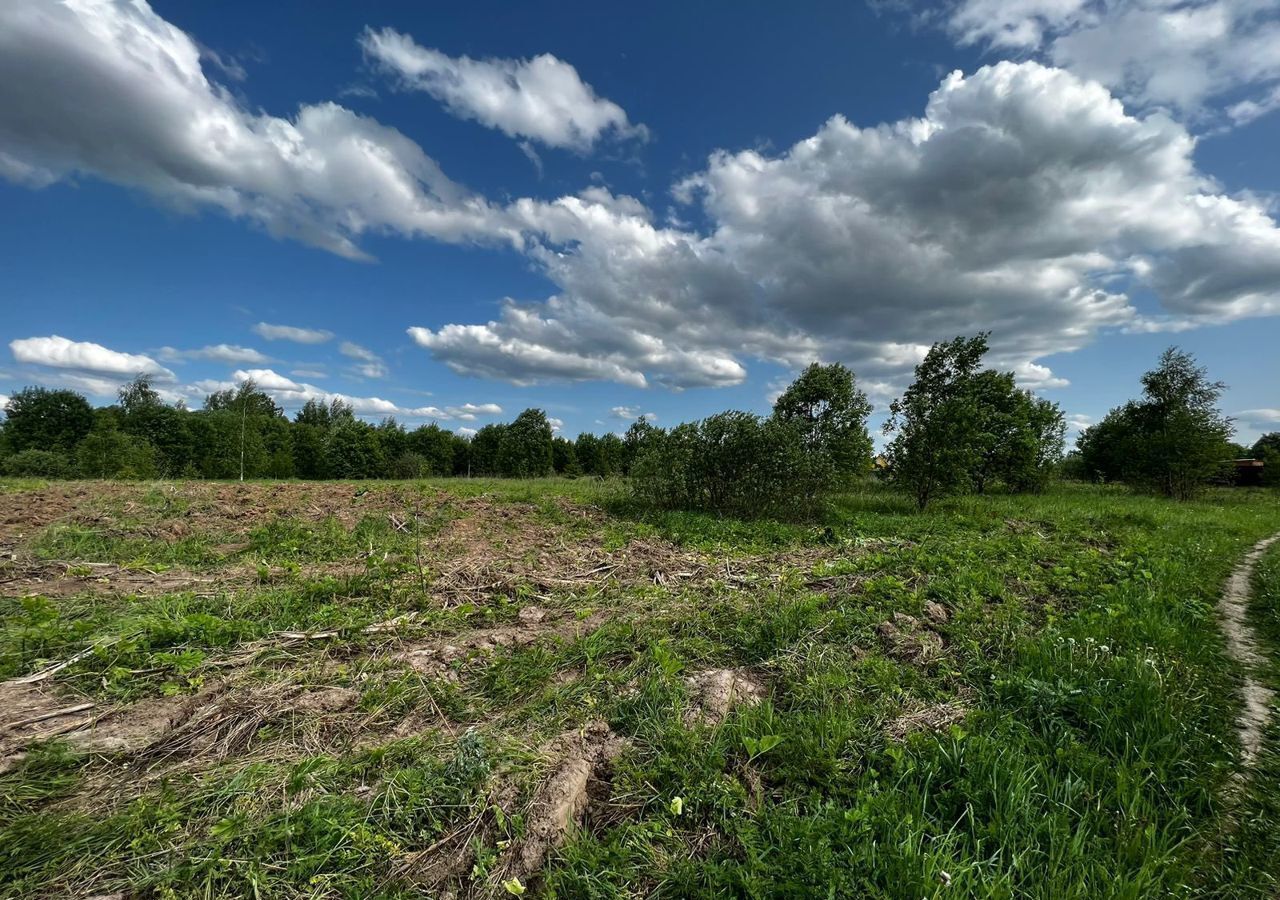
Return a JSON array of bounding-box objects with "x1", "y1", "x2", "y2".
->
[
  {"x1": 0, "y1": 336, "x2": 1270, "y2": 513},
  {"x1": 0, "y1": 378, "x2": 633, "y2": 482}
]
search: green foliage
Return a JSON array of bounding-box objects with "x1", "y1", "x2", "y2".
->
[
  {"x1": 3, "y1": 387, "x2": 94, "y2": 453},
  {"x1": 969, "y1": 370, "x2": 1066, "y2": 494},
  {"x1": 468, "y1": 423, "x2": 506, "y2": 476},
  {"x1": 325, "y1": 421, "x2": 387, "y2": 479},
  {"x1": 551, "y1": 436, "x2": 581, "y2": 475},
  {"x1": 1077, "y1": 347, "x2": 1233, "y2": 499},
  {"x1": 203, "y1": 381, "x2": 284, "y2": 419},
  {"x1": 883, "y1": 334, "x2": 990, "y2": 509},
  {"x1": 771, "y1": 362, "x2": 874, "y2": 488},
  {"x1": 75, "y1": 427, "x2": 158, "y2": 479},
  {"x1": 406, "y1": 423, "x2": 462, "y2": 476},
  {"x1": 884, "y1": 336, "x2": 1066, "y2": 508},
  {"x1": 1, "y1": 449, "x2": 75, "y2": 478},
  {"x1": 496, "y1": 409, "x2": 554, "y2": 478},
  {"x1": 1252, "y1": 433, "x2": 1280, "y2": 487},
  {"x1": 632, "y1": 411, "x2": 820, "y2": 518}
]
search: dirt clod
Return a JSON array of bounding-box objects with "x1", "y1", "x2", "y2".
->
[
  {"x1": 500, "y1": 721, "x2": 627, "y2": 884},
  {"x1": 877, "y1": 613, "x2": 945, "y2": 664},
  {"x1": 683, "y1": 668, "x2": 767, "y2": 725},
  {"x1": 885, "y1": 700, "x2": 969, "y2": 741}
]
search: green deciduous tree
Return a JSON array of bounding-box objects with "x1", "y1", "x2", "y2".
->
[
  {"x1": 498, "y1": 409, "x2": 554, "y2": 478},
  {"x1": 883, "y1": 335, "x2": 989, "y2": 509},
  {"x1": 1252, "y1": 432, "x2": 1280, "y2": 487},
  {"x1": 325, "y1": 421, "x2": 386, "y2": 479},
  {"x1": 77, "y1": 426, "x2": 159, "y2": 479},
  {"x1": 468, "y1": 424, "x2": 506, "y2": 476},
  {"x1": 551, "y1": 436, "x2": 581, "y2": 475},
  {"x1": 968, "y1": 371, "x2": 1066, "y2": 494},
  {"x1": 771, "y1": 362, "x2": 874, "y2": 488},
  {"x1": 1077, "y1": 348, "x2": 1232, "y2": 499},
  {"x1": 3, "y1": 387, "x2": 95, "y2": 453}
]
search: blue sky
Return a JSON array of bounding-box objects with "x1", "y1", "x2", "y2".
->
[{"x1": 2, "y1": 0, "x2": 1279, "y2": 444}]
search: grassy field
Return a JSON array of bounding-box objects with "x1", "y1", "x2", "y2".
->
[{"x1": 1, "y1": 478, "x2": 1279, "y2": 898}]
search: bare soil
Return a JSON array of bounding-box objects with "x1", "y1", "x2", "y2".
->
[{"x1": 1217, "y1": 533, "x2": 1280, "y2": 770}]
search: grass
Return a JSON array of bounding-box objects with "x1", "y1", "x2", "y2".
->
[{"x1": 1, "y1": 479, "x2": 1279, "y2": 897}]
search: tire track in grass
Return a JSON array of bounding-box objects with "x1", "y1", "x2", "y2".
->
[{"x1": 1218, "y1": 533, "x2": 1280, "y2": 777}]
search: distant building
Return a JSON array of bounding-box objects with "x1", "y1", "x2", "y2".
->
[{"x1": 1234, "y1": 458, "x2": 1265, "y2": 487}]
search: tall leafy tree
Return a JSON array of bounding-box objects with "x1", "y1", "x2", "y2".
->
[
  {"x1": 325, "y1": 420, "x2": 386, "y2": 479},
  {"x1": 969, "y1": 371, "x2": 1065, "y2": 493},
  {"x1": 1252, "y1": 432, "x2": 1280, "y2": 487},
  {"x1": 551, "y1": 436, "x2": 581, "y2": 475},
  {"x1": 771, "y1": 362, "x2": 874, "y2": 487},
  {"x1": 4, "y1": 387, "x2": 95, "y2": 453},
  {"x1": 407, "y1": 423, "x2": 460, "y2": 476},
  {"x1": 1079, "y1": 348, "x2": 1232, "y2": 498},
  {"x1": 883, "y1": 334, "x2": 990, "y2": 509},
  {"x1": 201, "y1": 381, "x2": 283, "y2": 480},
  {"x1": 1130, "y1": 348, "x2": 1233, "y2": 498},
  {"x1": 118, "y1": 375, "x2": 193, "y2": 475},
  {"x1": 468, "y1": 424, "x2": 506, "y2": 476},
  {"x1": 575, "y1": 432, "x2": 602, "y2": 475},
  {"x1": 622, "y1": 418, "x2": 659, "y2": 475},
  {"x1": 498, "y1": 409, "x2": 554, "y2": 478}
]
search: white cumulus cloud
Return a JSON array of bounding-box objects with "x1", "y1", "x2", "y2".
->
[
  {"x1": 611, "y1": 406, "x2": 656, "y2": 421},
  {"x1": 946, "y1": 0, "x2": 1280, "y2": 125},
  {"x1": 10, "y1": 335, "x2": 175, "y2": 381},
  {"x1": 253, "y1": 323, "x2": 334, "y2": 344},
  {"x1": 411, "y1": 62, "x2": 1280, "y2": 392},
  {"x1": 361, "y1": 27, "x2": 646, "y2": 151},
  {"x1": 225, "y1": 368, "x2": 498, "y2": 422},
  {"x1": 158, "y1": 344, "x2": 272, "y2": 365},
  {"x1": 0, "y1": 0, "x2": 511, "y2": 259},
  {"x1": 338, "y1": 341, "x2": 388, "y2": 378}
]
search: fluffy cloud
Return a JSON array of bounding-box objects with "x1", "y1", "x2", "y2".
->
[
  {"x1": 0, "y1": 394, "x2": 9, "y2": 412},
  {"x1": 1237, "y1": 408, "x2": 1280, "y2": 427},
  {"x1": 413, "y1": 62, "x2": 1280, "y2": 391},
  {"x1": 448, "y1": 402, "x2": 503, "y2": 420},
  {"x1": 361, "y1": 28, "x2": 645, "y2": 151},
  {"x1": 611, "y1": 406, "x2": 656, "y2": 421},
  {"x1": 158, "y1": 344, "x2": 272, "y2": 364},
  {"x1": 0, "y1": 0, "x2": 510, "y2": 259},
  {"x1": 226, "y1": 368, "x2": 498, "y2": 421},
  {"x1": 253, "y1": 323, "x2": 334, "y2": 344},
  {"x1": 947, "y1": 0, "x2": 1280, "y2": 124},
  {"x1": 10, "y1": 335, "x2": 175, "y2": 381},
  {"x1": 338, "y1": 341, "x2": 388, "y2": 378}
]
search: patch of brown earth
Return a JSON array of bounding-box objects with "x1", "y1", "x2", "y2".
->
[
  {"x1": 139, "y1": 683, "x2": 360, "y2": 764},
  {"x1": 877, "y1": 612, "x2": 945, "y2": 664},
  {"x1": 0, "y1": 559, "x2": 238, "y2": 599},
  {"x1": 683, "y1": 668, "x2": 767, "y2": 726},
  {"x1": 1, "y1": 672, "x2": 368, "y2": 782},
  {"x1": 885, "y1": 700, "x2": 970, "y2": 741},
  {"x1": 0, "y1": 679, "x2": 221, "y2": 773},
  {"x1": 497, "y1": 721, "x2": 628, "y2": 886},
  {"x1": 399, "y1": 607, "x2": 610, "y2": 680}
]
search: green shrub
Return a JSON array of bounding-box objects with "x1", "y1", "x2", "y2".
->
[{"x1": 2, "y1": 449, "x2": 75, "y2": 478}]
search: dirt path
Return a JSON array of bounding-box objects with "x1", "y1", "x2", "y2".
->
[{"x1": 1217, "y1": 533, "x2": 1280, "y2": 773}]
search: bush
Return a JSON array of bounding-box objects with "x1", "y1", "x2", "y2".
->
[
  {"x1": 632, "y1": 412, "x2": 822, "y2": 519},
  {"x1": 2, "y1": 449, "x2": 75, "y2": 478},
  {"x1": 76, "y1": 429, "x2": 159, "y2": 478}
]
